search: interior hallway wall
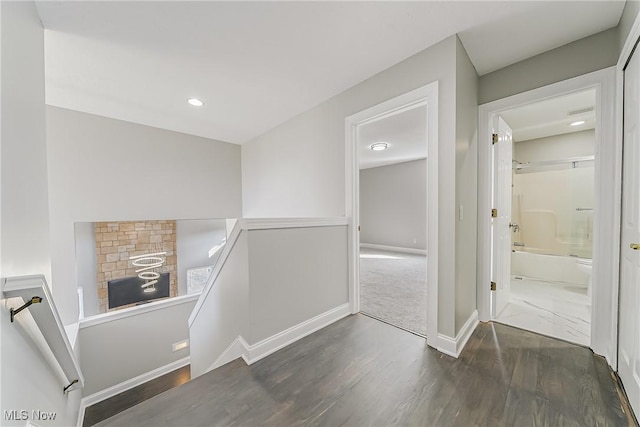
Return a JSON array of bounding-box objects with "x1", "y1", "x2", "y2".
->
[
  {"x1": 46, "y1": 107, "x2": 242, "y2": 325},
  {"x1": 454, "y1": 37, "x2": 479, "y2": 335},
  {"x1": 242, "y1": 35, "x2": 480, "y2": 339},
  {"x1": 359, "y1": 159, "x2": 427, "y2": 250},
  {"x1": 0, "y1": 2, "x2": 81, "y2": 425},
  {"x1": 479, "y1": 28, "x2": 618, "y2": 104}
]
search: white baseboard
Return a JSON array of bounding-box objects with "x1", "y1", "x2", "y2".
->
[
  {"x1": 76, "y1": 357, "x2": 190, "y2": 427},
  {"x1": 242, "y1": 303, "x2": 350, "y2": 364},
  {"x1": 360, "y1": 243, "x2": 427, "y2": 256},
  {"x1": 437, "y1": 310, "x2": 478, "y2": 358},
  {"x1": 205, "y1": 303, "x2": 351, "y2": 375},
  {"x1": 207, "y1": 337, "x2": 247, "y2": 372}
]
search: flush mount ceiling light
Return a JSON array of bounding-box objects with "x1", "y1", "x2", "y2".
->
[
  {"x1": 370, "y1": 142, "x2": 388, "y2": 151},
  {"x1": 187, "y1": 98, "x2": 204, "y2": 107},
  {"x1": 570, "y1": 120, "x2": 586, "y2": 126}
]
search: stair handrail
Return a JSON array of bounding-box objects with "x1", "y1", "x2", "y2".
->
[{"x1": 2, "y1": 274, "x2": 84, "y2": 393}]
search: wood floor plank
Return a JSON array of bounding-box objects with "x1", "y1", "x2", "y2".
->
[{"x1": 93, "y1": 315, "x2": 635, "y2": 427}]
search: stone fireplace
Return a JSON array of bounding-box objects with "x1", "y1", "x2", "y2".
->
[{"x1": 95, "y1": 220, "x2": 177, "y2": 313}]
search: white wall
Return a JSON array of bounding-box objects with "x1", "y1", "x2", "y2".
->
[
  {"x1": 1, "y1": 2, "x2": 51, "y2": 282},
  {"x1": 74, "y1": 222, "x2": 99, "y2": 317},
  {"x1": 0, "y1": 2, "x2": 81, "y2": 425},
  {"x1": 479, "y1": 28, "x2": 618, "y2": 105},
  {"x1": 189, "y1": 232, "x2": 249, "y2": 377},
  {"x1": 176, "y1": 219, "x2": 227, "y2": 295},
  {"x1": 78, "y1": 298, "x2": 196, "y2": 396},
  {"x1": 46, "y1": 106, "x2": 242, "y2": 325},
  {"x1": 242, "y1": 36, "x2": 455, "y2": 219},
  {"x1": 246, "y1": 226, "x2": 348, "y2": 343},
  {"x1": 242, "y1": 35, "x2": 460, "y2": 337},
  {"x1": 514, "y1": 129, "x2": 595, "y2": 162},
  {"x1": 512, "y1": 130, "x2": 595, "y2": 258},
  {"x1": 359, "y1": 159, "x2": 427, "y2": 250},
  {"x1": 454, "y1": 37, "x2": 479, "y2": 335}
]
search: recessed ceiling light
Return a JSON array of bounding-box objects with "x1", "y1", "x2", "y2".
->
[
  {"x1": 570, "y1": 120, "x2": 585, "y2": 126},
  {"x1": 370, "y1": 142, "x2": 388, "y2": 151},
  {"x1": 187, "y1": 98, "x2": 204, "y2": 107}
]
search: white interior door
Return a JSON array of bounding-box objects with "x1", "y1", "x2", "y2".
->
[
  {"x1": 492, "y1": 116, "x2": 513, "y2": 318},
  {"x1": 619, "y1": 41, "x2": 640, "y2": 419}
]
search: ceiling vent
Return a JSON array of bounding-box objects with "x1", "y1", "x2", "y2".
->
[{"x1": 568, "y1": 106, "x2": 594, "y2": 116}]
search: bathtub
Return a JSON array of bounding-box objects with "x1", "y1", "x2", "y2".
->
[{"x1": 511, "y1": 250, "x2": 589, "y2": 287}]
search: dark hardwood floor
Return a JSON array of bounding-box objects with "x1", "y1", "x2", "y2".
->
[
  {"x1": 93, "y1": 314, "x2": 637, "y2": 426},
  {"x1": 83, "y1": 365, "x2": 191, "y2": 427}
]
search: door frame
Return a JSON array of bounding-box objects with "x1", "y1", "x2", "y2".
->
[
  {"x1": 617, "y1": 10, "x2": 640, "y2": 378},
  {"x1": 345, "y1": 81, "x2": 439, "y2": 347},
  {"x1": 478, "y1": 68, "x2": 619, "y2": 367}
]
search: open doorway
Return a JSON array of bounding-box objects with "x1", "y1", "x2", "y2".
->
[
  {"x1": 345, "y1": 81, "x2": 439, "y2": 346},
  {"x1": 491, "y1": 89, "x2": 596, "y2": 346},
  {"x1": 357, "y1": 106, "x2": 427, "y2": 336}
]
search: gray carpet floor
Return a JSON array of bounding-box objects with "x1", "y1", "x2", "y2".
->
[{"x1": 359, "y1": 247, "x2": 427, "y2": 336}]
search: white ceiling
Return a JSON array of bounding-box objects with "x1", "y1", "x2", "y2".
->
[
  {"x1": 359, "y1": 106, "x2": 427, "y2": 170},
  {"x1": 500, "y1": 89, "x2": 597, "y2": 142},
  {"x1": 36, "y1": 1, "x2": 624, "y2": 144}
]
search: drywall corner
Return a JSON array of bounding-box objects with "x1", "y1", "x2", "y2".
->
[{"x1": 454, "y1": 36, "x2": 479, "y2": 336}]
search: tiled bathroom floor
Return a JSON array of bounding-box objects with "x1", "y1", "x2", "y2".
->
[{"x1": 495, "y1": 277, "x2": 591, "y2": 346}]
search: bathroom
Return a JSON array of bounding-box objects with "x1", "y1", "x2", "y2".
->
[{"x1": 495, "y1": 89, "x2": 595, "y2": 346}]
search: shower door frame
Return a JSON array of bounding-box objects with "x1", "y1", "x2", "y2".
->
[{"x1": 477, "y1": 68, "x2": 619, "y2": 368}]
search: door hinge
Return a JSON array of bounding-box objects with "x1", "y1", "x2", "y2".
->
[
  {"x1": 490, "y1": 281, "x2": 496, "y2": 291},
  {"x1": 358, "y1": 225, "x2": 361, "y2": 232},
  {"x1": 492, "y1": 133, "x2": 499, "y2": 144},
  {"x1": 491, "y1": 208, "x2": 498, "y2": 218}
]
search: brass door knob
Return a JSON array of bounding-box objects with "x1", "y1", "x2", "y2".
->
[{"x1": 631, "y1": 243, "x2": 640, "y2": 250}]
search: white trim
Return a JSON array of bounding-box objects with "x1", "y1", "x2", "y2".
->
[
  {"x1": 203, "y1": 303, "x2": 351, "y2": 375},
  {"x1": 242, "y1": 217, "x2": 348, "y2": 230},
  {"x1": 614, "y1": 12, "x2": 640, "y2": 373},
  {"x1": 477, "y1": 68, "x2": 618, "y2": 367},
  {"x1": 345, "y1": 81, "x2": 439, "y2": 348},
  {"x1": 79, "y1": 293, "x2": 200, "y2": 329},
  {"x1": 207, "y1": 337, "x2": 248, "y2": 372},
  {"x1": 436, "y1": 310, "x2": 478, "y2": 358},
  {"x1": 76, "y1": 357, "x2": 190, "y2": 427},
  {"x1": 620, "y1": 13, "x2": 640, "y2": 68},
  {"x1": 243, "y1": 303, "x2": 350, "y2": 364},
  {"x1": 359, "y1": 243, "x2": 426, "y2": 256}
]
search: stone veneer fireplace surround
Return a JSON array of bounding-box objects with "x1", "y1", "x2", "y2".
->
[{"x1": 95, "y1": 220, "x2": 177, "y2": 313}]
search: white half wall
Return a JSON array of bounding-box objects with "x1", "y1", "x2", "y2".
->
[
  {"x1": 189, "y1": 232, "x2": 249, "y2": 378},
  {"x1": 1, "y1": 2, "x2": 81, "y2": 425},
  {"x1": 359, "y1": 159, "x2": 427, "y2": 250},
  {"x1": 189, "y1": 221, "x2": 349, "y2": 378},
  {"x1": 78, "y1": 297, "x2": 196, "y2": 396},
  {"x1": 246, "y1": 225, "x2": 349, "y2": 344},
  {"x1": 46, "y1": 107, "x2": 242, "y2": 325}
]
